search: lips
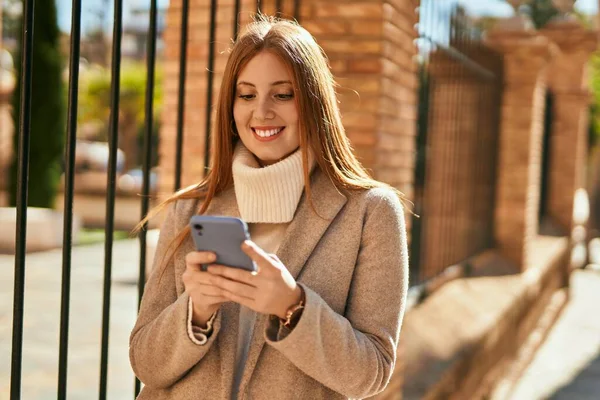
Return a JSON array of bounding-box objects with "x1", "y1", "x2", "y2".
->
[{"x1": 252, "y1": 126, "x2": 285, "y2": 142}]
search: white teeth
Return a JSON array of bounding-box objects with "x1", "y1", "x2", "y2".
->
[{"x1": 254, "y1": 128, "x2": 283, "y2": 138}]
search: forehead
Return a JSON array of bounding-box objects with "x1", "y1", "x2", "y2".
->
[{"x1": 237, "y1": 51, "x2": 293, "y2": 84}]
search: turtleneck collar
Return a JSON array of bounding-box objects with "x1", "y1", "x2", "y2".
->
[{"x1": 231, "y1": 142, "x2": 313, "y2": 223}]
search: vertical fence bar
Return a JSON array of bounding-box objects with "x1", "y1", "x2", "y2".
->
[
  {"x1": 174, "y1": 0, "x2": 189, "y2": 191},
  {"x1": 204, "y1": 0, "x2": 218, "y2": 171},
  {"x1": 450, "y1": 6, "x2": 466, "y2": 268},
  {"x1": 276, "y1": 0, "x2": 283, "y2": 15},
  {"x1": 293, "y1": 0, "x2": 301, "y2": 22},
  {"x1": 411, "y1": 0, "x2": 435, "y2": 285},
  {"x1": 430, "y1": 0, "x2": 444, "y2": 280},
  {"x1": 539, "y1": 91, "x2": 553, "y2": 222},
  {"x1": 436, "y1": 4, "x2": 456, "y2": 273},
  {"x1": 57, "y1": 0, "x2": 82, "y2": 396},
  {"x1": 134, "y1": 0, "x2": 158, "y2": 396},
  {"x1": 447, "y1": 8, "x2": 463, "y2": 267},
  {"x1": 467, "y1": 35, "x2": 482, "y2": 254},
  {"x1": 473, "y1": 35, "x2": 489, "y2": 254},
  {"x1": 411, "y1": 63, "x2": 430, "y2": 286},
  {"x1": 10, "y1": 0, "x2": 35, "y2": 397},
  {"x1": 429, "y1": 0, "x2": 448, "y2": 279},
  {"x1": 99, "y1": 0, "x2": 123, "y2": 398},
  {"x1": 457, "y1": 14, "x2": 470, "y2": 263},
  {"x1": 233, "y1": 0, "x2": 242, "y2": 41},
  {"x1": 488, "y1": 57, "x2": 502, "y2": 245}
]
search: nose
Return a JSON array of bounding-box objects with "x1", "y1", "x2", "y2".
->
[{"x1": 253, "y1": 98, "x2": 275, "y2": 121}]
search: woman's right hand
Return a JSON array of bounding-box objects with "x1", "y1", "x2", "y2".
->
[{"x1": 182, "y1": 251, "x2": 228, "y2": 327}]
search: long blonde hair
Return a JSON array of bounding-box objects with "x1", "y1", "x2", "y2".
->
[{"x1": 138, "y1": 15, "x2": 405, "y2": 273}]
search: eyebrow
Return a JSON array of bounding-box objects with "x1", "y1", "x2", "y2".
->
[{"x1": 237, "y1": 80, "x2": 293, "y2": 87}]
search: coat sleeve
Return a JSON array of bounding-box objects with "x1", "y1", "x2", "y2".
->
[
  {"x1": 265, "y1": 189, "x2": 409, "y2": 399},
  {"x1": 129, "y1": 202, "x2": 222, "y2": 389}
]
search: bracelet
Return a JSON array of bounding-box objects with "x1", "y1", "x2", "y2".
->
[{"x1": 280, "y1": 287, "x2": 305, "y2": 328}]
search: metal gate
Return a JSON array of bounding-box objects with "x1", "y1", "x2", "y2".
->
[
  {"x1": 410, "y1": 0, "x2": 504, "y2": 290},
  {"x1": 9, "y1": 0, "x2": 300, "y2": 398}
]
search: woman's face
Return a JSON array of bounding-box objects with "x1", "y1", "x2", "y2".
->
[{"x1": 233, "y1": 51, "x2": 300, "y2": 166}]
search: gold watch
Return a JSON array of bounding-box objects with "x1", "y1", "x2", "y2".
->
[{"x1": 281, "y1": 289, "x2": 305, "y2": 328}]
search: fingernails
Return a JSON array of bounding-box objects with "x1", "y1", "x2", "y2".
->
[{"x1": 208, "y1": 253, "x2": 216, "y2": 262}]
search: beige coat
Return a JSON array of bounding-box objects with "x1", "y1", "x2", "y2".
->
[{"x1": 130, "y1": 169, "x2": 409, "y2": 399}]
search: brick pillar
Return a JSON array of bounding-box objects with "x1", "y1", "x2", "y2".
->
[
  {"x1": 486, "y1": 32, "x2": 556, "y2": 269},
  {"x1": 540, "y1": 21, "x2": 597, "y2": 232},
  {"x1": 300, "y1": 0, "x2": 419, "y2": 219}
]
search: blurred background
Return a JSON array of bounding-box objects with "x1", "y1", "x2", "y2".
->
[{"x1": 1, "y1": 0, "x2": 600, "y2": 399}]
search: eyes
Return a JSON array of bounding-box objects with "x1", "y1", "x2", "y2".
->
[{"x1": 237, "y1": 93, "x2": 294, "y2": 102}]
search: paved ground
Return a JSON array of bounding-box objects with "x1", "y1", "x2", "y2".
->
[
  {"x1": 2, "y1": 238, "x2": 600, "y2": 399},
  {"x1": 0, "y1": 240, "x2": 141, "y2": 400},
  {"x1": 509, "y1": 268, "x2": 600, "y2": 400}
]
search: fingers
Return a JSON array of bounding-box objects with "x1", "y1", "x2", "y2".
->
[
  {"x1": 222, "y1": 290, "x2": 254, "y2": 309},
  {"x1": 208, "y1": 273, "x2": 255, "y2": 300},
  {"x1": 207, "y1": 265, "x2": 256, "y2": 287},
  {"x1": 241, "y1": 241, "x2": 279, "y2": 272},
  {"x1": 196, "y1": 284, "x2": 229, "y2": 298},
  {"x1": 185, "y1": 251, "x2": 217, "y2": 266}
]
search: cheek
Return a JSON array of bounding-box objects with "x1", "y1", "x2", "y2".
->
[
  {"x1": 283, "y1": 105, "x2": 299, "y2": 125},
  {"x1": 232, "y1": 105, "x2": 246, "y2": 128}
]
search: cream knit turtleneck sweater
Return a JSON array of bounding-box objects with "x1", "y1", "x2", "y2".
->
[{"x1": 232, "y1": 142, "x2": 308, "y2": 224}]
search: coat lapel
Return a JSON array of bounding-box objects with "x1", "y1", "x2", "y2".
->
[
  {"x1": 238, "y1": 169, "x2": 348, "y2": 396},
  {"x1": 276, "y1": 169, "x2": 348, "y2": 279}
]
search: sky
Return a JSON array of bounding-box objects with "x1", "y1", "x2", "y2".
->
[
  {"x1": 54, "y1": 0, "x2": 599, "y2": 34},
  {"x1": 55, "y1": 0, "x2": 169, "y2": 34}
]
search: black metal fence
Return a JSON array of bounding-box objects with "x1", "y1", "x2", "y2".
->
[
  {"x1": 9, "y1": 0, "x2": 300, "y2": 398},
  {"x1": 539, "y1": 90, "x2": 554, "y2": 226},
  {"x1": 410, "y1": 0, "x2": 504, "y2": 288}
]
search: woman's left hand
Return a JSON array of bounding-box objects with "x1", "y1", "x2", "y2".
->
[{"x1": 205, "y1": 240, "x2": 302, "y2": 319}]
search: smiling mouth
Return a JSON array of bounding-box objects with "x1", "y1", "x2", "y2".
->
[{"x1": 252, "y1": 127, "x2": 285, "y2": 141}]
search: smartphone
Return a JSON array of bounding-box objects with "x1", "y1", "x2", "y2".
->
[{"x1": 189, "y1": 215, "x2": 257, "y2": 273}]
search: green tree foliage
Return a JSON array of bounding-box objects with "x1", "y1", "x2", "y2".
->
[
  {"x1": 1, "y1": 0, "x2": 22, "y2": 43},
  {"x1": 9, "y1": 0, "x2": 65, "y2": 208},
  {"x1": 526, "y1": 0, "x2": 558, "y2": 29},
  {"x1": 78, "y1": 62, "x2": 163, "y2": 169}
]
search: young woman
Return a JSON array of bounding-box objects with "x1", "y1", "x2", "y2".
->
[{"x1": 130, "y1": 16, "x2": 409, "y2": 400}]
